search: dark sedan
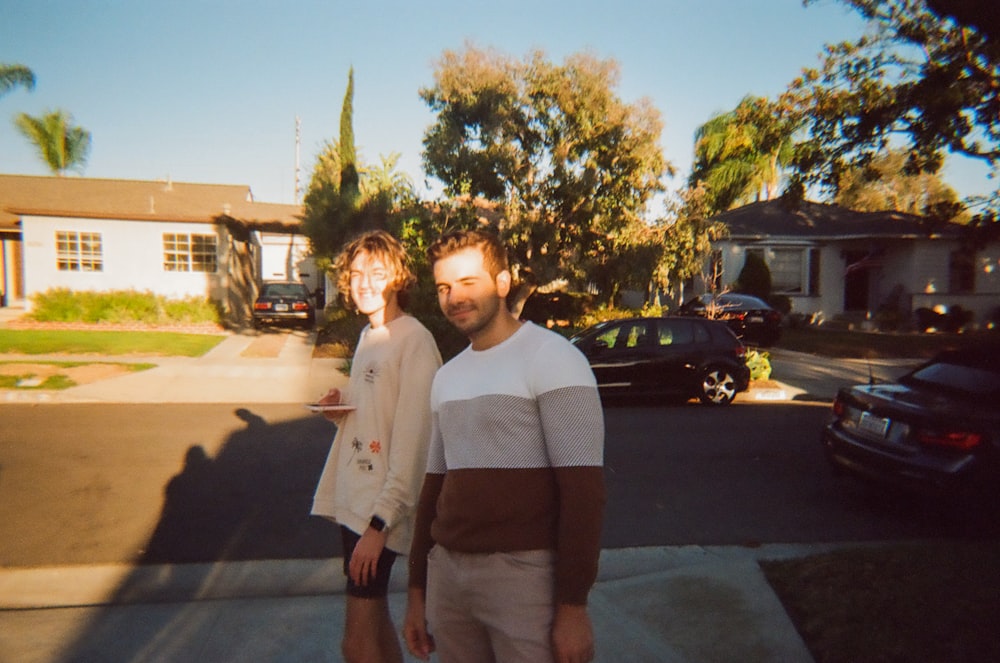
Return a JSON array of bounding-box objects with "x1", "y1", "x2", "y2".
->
[
  {"x1": 252, "y1": 281, "x2": 315, "y2": 328},
  {"x1": 678, "y1": 293, "x2": 782, "y2": 347},
  {"x1": 570, "y1": 316, "x2": 751, "y2": 405},
  {"x1": 822, "y1": 348, "x2": 1000, "y2": 500}
]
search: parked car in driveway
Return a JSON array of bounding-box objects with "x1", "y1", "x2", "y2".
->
[
  {"x1": 678, "y1": 293, "x2": 782, "y2": 347},
  {"x1": 570, "y1": 316, "x2": 751, "y2": 405},
  {"x1": 252, "y1": 281, "x2": 315, "y2": 328},
  {"x1": 822, "y1": 348, "x2": 1000, "y2": 500}
]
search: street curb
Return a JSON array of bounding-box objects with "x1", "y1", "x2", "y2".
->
[{"x1": 0, "y1": 543, "x2": 879, "y2": 610}]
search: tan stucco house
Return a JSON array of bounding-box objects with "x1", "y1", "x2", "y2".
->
[{"x1": 0, "y1": 174, "x2": 312, "y2": 325}]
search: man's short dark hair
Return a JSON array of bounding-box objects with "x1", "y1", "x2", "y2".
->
[{"x1": 427, "y1": 229, "x2": 509, "y2": 278}]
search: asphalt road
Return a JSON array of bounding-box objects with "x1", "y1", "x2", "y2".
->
[{"x1": 2, "y1": 399, "x2": 995, "y2": 569}]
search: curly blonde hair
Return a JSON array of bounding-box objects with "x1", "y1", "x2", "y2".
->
[{"x1": 333, "y1": 230, "x2": 416, "y2": 311}]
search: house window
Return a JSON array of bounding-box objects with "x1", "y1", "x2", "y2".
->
[
  {"x1": 56, "y1": 231, "x2": 103, "y2": 272},
  {"x1": 949, "y1": 250, "x2": 975, "y2": 294},
  {"x1": 163, "y1": 233, "x2": 218, "y2": 272},
  {"x1": 808, "y1": 248, "x2": 821, "y2": 296},
  {"x1": 770, "y1": 248, "x2": 804, "y2": 294}
]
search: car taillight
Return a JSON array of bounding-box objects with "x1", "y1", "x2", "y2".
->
[
  {"x1": 254, "y1": 302, "x2": 272, "y2": 311},
  {"x1": 832, "y1": 395, "x2": 845, "y2": 417},
  {"x1": 292, "y1": 302, "x2": 309, "y2": 311},
  {"x1": 916, "y1": 429, "x2": 983, "y2": 451}
]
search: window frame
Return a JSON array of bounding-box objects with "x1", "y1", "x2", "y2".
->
[
  {"x1": 163, "y1": 232, "x2": 218, "y2": 273},
  {"x1": 56, "y1": 230, "x2": 103, "y2": 272}
]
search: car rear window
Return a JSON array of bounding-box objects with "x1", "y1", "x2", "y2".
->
[
  {"x1": 902, "y1": 360, "x2": 1000, "y2": 399},
  {"x1": 263, "y1": 283, "x2": 308, "y2": 297}
]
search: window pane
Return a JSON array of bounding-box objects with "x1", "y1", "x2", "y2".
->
[
  {"x1": 163, "y1": 233, "x2": 190, "y2": 271},
  {"x1": 656, "y1": 319, "x2": 695, "y2": 346},
  {"x1": 191, "y1": 234, "x2": 217, "y2": 272},
  {"x1": 949, "y1": 251, "x2": 975, "y2": 293},
  {"x1": 78, "y1": 232, "x2": 103, "y2": 272},
  {"x1": 770, "y1": 249, "x2": 804, "y2": 293}
]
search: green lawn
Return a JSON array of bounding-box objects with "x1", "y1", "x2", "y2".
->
[
  {"x1": 0, "y1": 329, "x2": 225, "y2": 357},
  {"x1": 761, "y1": 542, "x2": 1000, "y2": 663},
  {"x1": 775, "y1": 326, "x2": 998, "y2": 358}
]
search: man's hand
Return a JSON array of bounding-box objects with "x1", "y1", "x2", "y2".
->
[
  {"x1": 347, "y1": 527, "x2": 387, "y2": 586},
  {"x1": 552, "y1": 603, "x2": 595, "y2": 663},
  {"x1": 403, "y1": 587, "x2": 435, "y2": 660}
]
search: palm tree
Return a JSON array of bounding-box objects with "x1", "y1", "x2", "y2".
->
[
  {"x1": 690, "y1": 96, "x2": 797, "y2": 213},
  {"x1": 0, "y1": 64, "x2": 35, "y2": 98},
  {"x1": 14, "y1": 109, "x2": 92, "y2": 175}
]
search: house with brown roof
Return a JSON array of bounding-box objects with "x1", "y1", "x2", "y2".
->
[
  {"x1": 706, "y1": 199, "x2": 1000, "y2": 329},
  {"x1": 0, "y1": 174, "x2": 312, "y2": 325}
]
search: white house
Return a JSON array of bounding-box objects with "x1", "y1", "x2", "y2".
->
[
  {"x1": 0, "y1": 174, "x2": 310, "y2": 325},
  {"x1": 704, "y1": 200, "x2": 1000, "y2": 329}
]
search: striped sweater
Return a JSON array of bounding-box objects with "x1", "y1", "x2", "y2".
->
[{"x1": 408, "y1": 322, "x2": 606, "y2": 605}]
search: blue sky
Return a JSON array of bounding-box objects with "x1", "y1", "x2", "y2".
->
[{"x1": 1, "y1": 0, "x2": 992, "y2": 208}]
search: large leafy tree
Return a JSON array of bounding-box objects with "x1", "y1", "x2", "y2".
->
[
  {"x1": 785, "y1": 0, "x2": 999, "y2": 226},
  {"x1": 689, "y1": 96, "x2": 798, "y2": 214},
  {"x1": 420, "y1": 45, "x2": 671, "y2": 311},
  {"x1": 835, "y1": 148, "x2": 966, "y2": 219},
  {"x1": 14, "y1": 109, "x2": 91, "y2": 175},
  {"x1": 0, "y1": 63, "x2": 35, "y2": 98}
]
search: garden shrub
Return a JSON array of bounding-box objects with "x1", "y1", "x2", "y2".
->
[
  {"x1": 735, "y1": 252, "x2": 772, "y2": 300},
  {"x1": 745, "y1": 349, "x2": 772, "y2": 381},
  {"x1": 29, "y1": 289, "x2": 220, "y2": 325}
]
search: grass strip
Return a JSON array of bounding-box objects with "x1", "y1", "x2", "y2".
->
[
  {"x1": 0, "y1": 361, "x2": 157, "y2": 390},
  {"x1": 776, "y1": 327, "x2": 997, "y2": 359},
  {"x1": 0, "y1": 329, "x2": 225, "y2": 357},
  {"x1": 761, "y1": 541, "x2": 1000, "y2": 663}
]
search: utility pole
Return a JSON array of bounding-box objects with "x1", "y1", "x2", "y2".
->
[{"x1": 294, "y1": 115, "x2": 301, "y2": 205}]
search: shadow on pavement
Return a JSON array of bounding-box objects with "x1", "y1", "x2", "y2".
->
[{"x1": 50, "y1": 407, "x2": 341, "y2": 662}]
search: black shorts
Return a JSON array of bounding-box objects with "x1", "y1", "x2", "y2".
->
[{"x1": 340, "y1": 525, "x2": 398, "y2": 599}]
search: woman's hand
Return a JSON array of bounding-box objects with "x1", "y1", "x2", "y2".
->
[{"x1": 317, "y1": 388, "x2": 348, "y2": 422}]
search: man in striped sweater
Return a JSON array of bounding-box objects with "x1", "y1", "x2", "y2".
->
[{"x1": 404, "y1": 230, "x2": 606, "y2": 663}]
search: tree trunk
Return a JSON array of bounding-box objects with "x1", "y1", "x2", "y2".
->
[{"x1": 508, "y1": 282, "x2": 537, "y2": 319}]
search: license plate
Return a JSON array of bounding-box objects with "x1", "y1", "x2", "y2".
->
[
  {"x1": 275, "y1": 303, "x2": 289, "y2": 312},
  {"x1": 749, "y1": 316, "x2": 763, "y2": 323},
  {"x1": 858, "y1": 411, "x2": 890, "y2": 438}
]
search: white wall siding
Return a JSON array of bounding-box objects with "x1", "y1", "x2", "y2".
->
[{"x1": 21, "y1": 215, "x2": 222, "y2": 307}]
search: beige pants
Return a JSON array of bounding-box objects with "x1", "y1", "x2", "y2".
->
[{"x1": 426, "y1": 545, "x2": 556, "y2": 663}]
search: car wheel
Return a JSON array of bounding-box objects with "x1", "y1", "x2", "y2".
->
[{"x1": 698, "y1": 366, "x2": 738, "y2": 405}]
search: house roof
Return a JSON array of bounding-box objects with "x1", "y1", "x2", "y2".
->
[
  {"x1": 714, "y1": 199, "x2": 963, "y2": 241},
  {"x1": 0, "y1": 174, "x2": 302, "y2": 232}
]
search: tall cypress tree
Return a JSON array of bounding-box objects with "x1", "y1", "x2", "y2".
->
[{"x1": 339, "y1": 67, "x2": 360, "y2": 208}]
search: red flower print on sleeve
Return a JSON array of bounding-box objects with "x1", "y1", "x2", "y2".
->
[{"x1": 369, "y1": 440, "x2": 382, "y2": 454}]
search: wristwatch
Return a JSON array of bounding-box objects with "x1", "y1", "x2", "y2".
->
[{"x1": 369, "y1": 515, "x2": 387, "y2": 532}]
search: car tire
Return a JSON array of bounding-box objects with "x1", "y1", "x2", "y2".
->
[{"x1": 698, "y1": 366, "x2": 738, "y2": 405}]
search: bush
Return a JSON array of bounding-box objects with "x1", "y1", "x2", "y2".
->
[
  {"x1": 735, "y1": 252, "x2": 772, "y2": 300},
  {"x1": 29, "y1": 289, "x2": 220, "y2": 325},
  {"x1": 745, "y1": 349, "x2": 772, "y2": 381},
  {"x1": 570, "y1": 303, "x2": 666, "y2": 336}
]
